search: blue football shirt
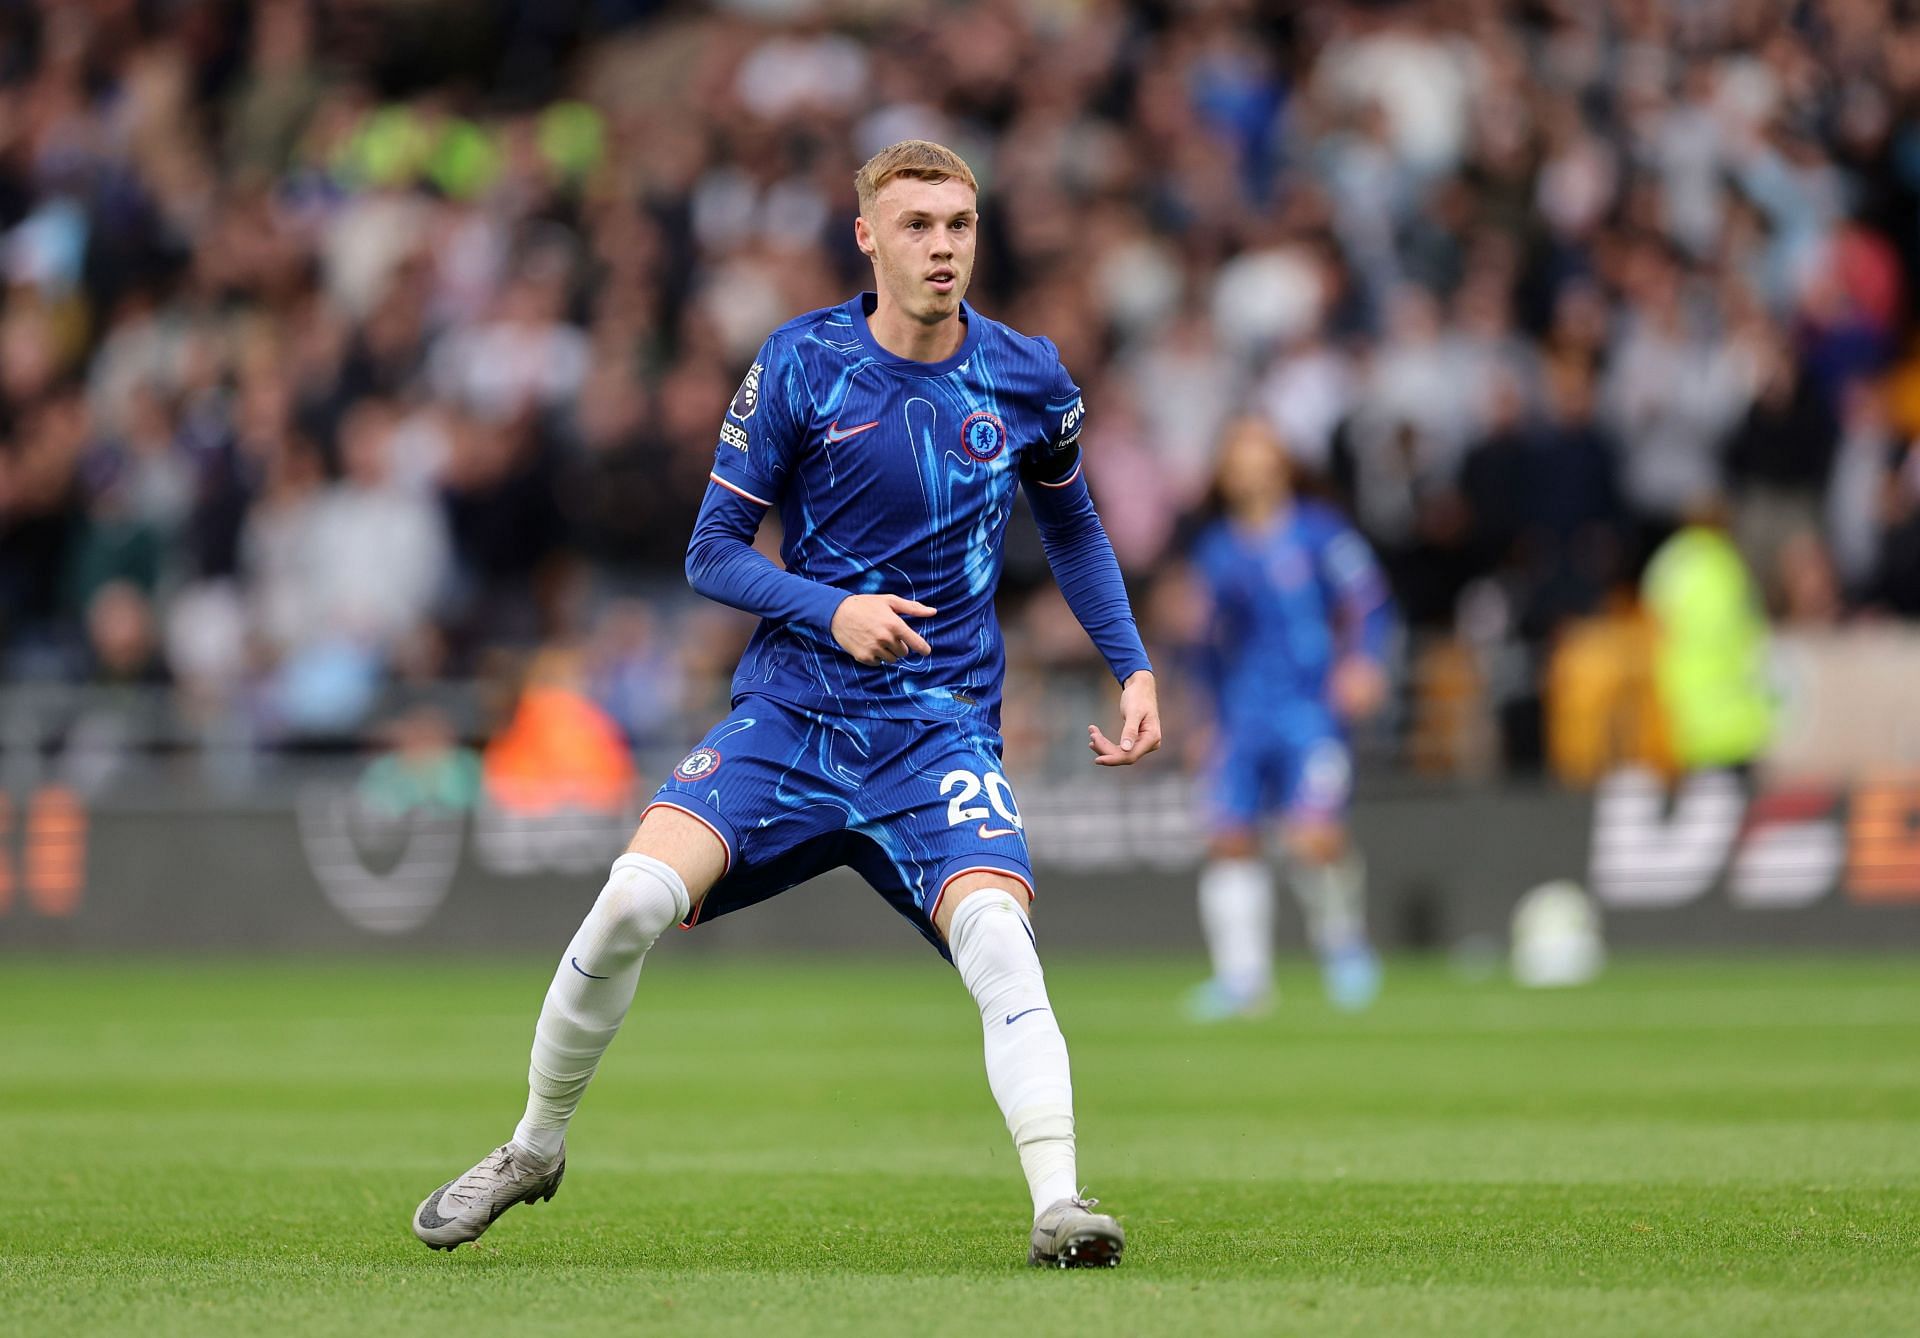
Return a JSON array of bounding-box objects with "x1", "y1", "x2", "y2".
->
[
  {"x1": 703, "y1": 293, "x2": 1140, "y2": 726},
  {"x1": 1191, "y1": 501, "x2": 1392, "y2": 735}
]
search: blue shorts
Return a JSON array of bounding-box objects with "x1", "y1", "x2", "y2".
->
[
  {"x1": 1206, "y1": 719, "x2": 1352, "y2": 834},
  {"x1": 649, "y1": 693, "x2": 1034, "y2": 957}
]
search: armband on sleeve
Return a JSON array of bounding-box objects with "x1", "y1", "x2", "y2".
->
[{"x1": 1021, "y1": 383, "x2": 1085, "y2": 487}]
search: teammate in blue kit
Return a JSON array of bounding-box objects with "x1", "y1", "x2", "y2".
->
[
  {"x1": 412, "y1": 141, "x2": 1160, "y2": 1268},
  {"x1": 1181, "y1": 416, "x2": 1393, "y2": 1019}
]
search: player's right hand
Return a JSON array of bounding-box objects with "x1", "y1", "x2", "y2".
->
[{"x1": 830, "y1": 594, "x2": 936, "y2": 666}]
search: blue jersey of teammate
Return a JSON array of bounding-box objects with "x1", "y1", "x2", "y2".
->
[
  {"x1": 1191, "y1": 500, "x2": 1392, "y2": 737},
  {"x1": 693, "y1": 292, "x2": 1149, "y2": 727}
]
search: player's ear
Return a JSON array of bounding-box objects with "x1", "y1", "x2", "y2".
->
[{"x1": 854, "y1": 213, "x2": 875, "y2": 258}]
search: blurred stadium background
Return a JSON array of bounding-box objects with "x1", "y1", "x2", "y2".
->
[
  {"x1": 1, "y1": 0, "x2": 1917, "y2": 953},
  {"x1": 5, "y1": 4, "x2": 1920, "y2": 1335}
]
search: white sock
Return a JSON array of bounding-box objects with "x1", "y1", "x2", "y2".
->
[
  {"x1": 1198, "y1": 858, "x2": 1274, "y2": 996},
  {"x1": 1291, "y1": 851, "x2": 1367, "y2": 955},
  {"x1": 949, "y1": 888, "x2": 1078, "y2": 1218},
  {"x1": 511, "y1": 853, "x2": 690, "y2": 1161}
]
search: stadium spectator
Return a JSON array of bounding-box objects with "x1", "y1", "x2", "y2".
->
[
  {"x1": 481, "y1": 645, "x2": 633, "y2": 816},
  {"x1": 2, "y1": 0, "x2": 1919, "y2": 777},
  {"x1": 1641, "y1": 503, "x2": 1775, "y2": 772},
  {"x1": 1721, "y1": 330, "x2": 1841, "y2": 603}
]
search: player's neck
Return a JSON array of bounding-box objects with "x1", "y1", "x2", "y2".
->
[
  {"x1": 1230, "y1": 497, "x2": 1291, "y2": 529},
  {"x1": 867, "y1": 293, "x2": 967, "y2": 364}
]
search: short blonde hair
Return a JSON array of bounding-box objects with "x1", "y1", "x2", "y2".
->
[{"x1": 854, "y1": 140, "x2": 978, "y2": 217}]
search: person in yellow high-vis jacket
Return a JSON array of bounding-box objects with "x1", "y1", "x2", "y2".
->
[{"x1": 1640, "y1": 513, "x2": 1774, "y2": 770}]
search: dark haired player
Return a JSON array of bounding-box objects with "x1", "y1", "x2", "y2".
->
[{"x1": 1183, "y1": 415, "x2": 1393, "y2": 1019}]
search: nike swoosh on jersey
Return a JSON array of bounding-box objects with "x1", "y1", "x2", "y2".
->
[
  {"x1": 976, "y1": 824, "x2": 1019, "y2": 839},
  {"x1": 824, "y1": 420, "x2": 879, "y2": 443}
]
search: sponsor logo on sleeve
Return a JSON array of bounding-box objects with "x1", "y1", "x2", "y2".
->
[
  {"x1": 720, "y1": 421, "x2": 750, "y2": 453},
  {"x1": 728, "y1": 361, "x2": 763, "y2": 422},
  {"x1": 1059, "y1": 397, "x2": 1084, "y2": 447}
]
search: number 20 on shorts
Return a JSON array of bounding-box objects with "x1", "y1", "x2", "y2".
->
[{"x1": 940, "y1": 769, "x2": 1023, "y2": 837}]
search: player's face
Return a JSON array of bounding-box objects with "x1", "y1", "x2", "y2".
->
[
  {"x1": 1217, "y1": 420, "x2": 1290, "y2": 512},
  {"x1": 857, "y1": 176, "x2": 978, "y2": 324}
]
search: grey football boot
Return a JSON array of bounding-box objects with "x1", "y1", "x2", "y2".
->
[
  {"x1": 412, "y1": 1142, "x2": 566, "y2": 1250},
  {"x1": 1029, "y1": 1195, "x2": 1125, "y2": 1268}
]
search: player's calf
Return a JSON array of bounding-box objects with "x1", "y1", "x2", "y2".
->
[
  {"x1": 1285, "y1": 833, "x2": 1379, "y2": 1011},
  {"x1": 1192, "y1": 853, "x2": 1276, "y2": 1020},
  {"x1": 512, "y1": 852, "x2": 692, "y2": 1159},
  {"x1": 947, "y1": 882, "x2": 1128, "y2": 1264},
  {"x1": 412, "y1": 847, "x2": 700, "y2": 1253}
]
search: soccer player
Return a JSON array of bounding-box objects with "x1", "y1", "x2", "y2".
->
[
  {"x1": 411, "y1": 141, "x2": 1160, "y2": 1268},
  {"x1": 1181, "y1": 415, "x2": 1392, "y2": 1018}
]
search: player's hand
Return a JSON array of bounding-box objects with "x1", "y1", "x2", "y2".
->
[
  {"x1": 1330, "y1": 656, "x2": 1388, "y2": 722},
  {"x1": 1089, "y1": 669, "x2": 1161, "y2": 767},
  {"x1": 831, "y1": 594, "x2": 936, "y2": 666}
]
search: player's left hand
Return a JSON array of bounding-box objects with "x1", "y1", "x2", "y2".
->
[{"x1": 1089, "y1": 670, "x2": 1161, "y2": 767}]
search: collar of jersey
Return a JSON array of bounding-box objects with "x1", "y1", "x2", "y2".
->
[{"x1": 848, "y1": 292, "x2": 981, "y2": 378}]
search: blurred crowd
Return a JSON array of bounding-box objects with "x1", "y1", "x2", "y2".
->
[{"x1": 4, "y1": 0, "x2": 1920, "y2": 775}]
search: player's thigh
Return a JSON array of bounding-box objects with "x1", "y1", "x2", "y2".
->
[
  {"x1": 857, "y1": 719, "x2": 1036, "y2": 947},
  {"x1": 1207, "y1": 829, "x2": 1262, "y2": 860},
  {"x1": 1201, "y1": 736, "x2": 1272, "y2": 852},
  {"x1": 1278, "y1": 733, "x2": 1354, "y2": 865},
  {"x1": 642, "y1": 698, "x2": 859, "y2": 913},
  {"x1": 933, "y1": 869, "x2": 1033, "y2": 942},
  {"x1": 625, "y1": 806, "x2": 728, "y2": 910}
]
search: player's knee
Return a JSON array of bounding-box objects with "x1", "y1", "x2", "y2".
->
[
  {"x1": 1285, "y1": 822, "x2": 1347, "y2": 867},
  {"x1": 947, "y1": 885, "x2": 1043, "y2": 1016},
  {"x1": 594, "y1": 853, "x2": 691, "y2": 949},
  {"x1": 628, "y1": 806, "x2": 727, "y2": 901},
  {"x1": 1209, "y1": 830, "x2": 1260, "y2": 860},
  {"x1": 945, "y1": 885, "x2": 1030, "y2": 957}
]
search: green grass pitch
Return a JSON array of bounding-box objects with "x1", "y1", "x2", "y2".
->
[{"x1": 3, "y1": 952, "x2": 1917, "y2": 1336}]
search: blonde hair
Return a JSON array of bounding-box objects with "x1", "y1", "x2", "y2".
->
[{"x1": 854, "y1": 140, "x2": 978, "y2": 217}]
